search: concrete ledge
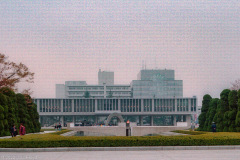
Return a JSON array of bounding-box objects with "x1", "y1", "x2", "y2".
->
[{"x1": 1, "y1": 146, "x2": 240, "y2": 152}]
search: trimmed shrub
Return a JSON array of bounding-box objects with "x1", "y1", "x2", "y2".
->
[{"x1": 1, "y1": 132, "x2": 240, "y2": 148}]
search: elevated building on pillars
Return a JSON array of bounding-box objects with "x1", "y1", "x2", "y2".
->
[{"x1": 35, "y1": 69, "x2": 196, "y2": 127}]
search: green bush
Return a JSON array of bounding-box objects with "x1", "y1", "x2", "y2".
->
[{"x1": 1, "y1": 132, "x2": 240, "y2": 148}]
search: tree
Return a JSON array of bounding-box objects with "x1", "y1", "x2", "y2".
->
[
  {"x1": 213, "y1": 89, "x2": 230, "y2": 132},
  {"x1": 227, "y1": 90, "x2": 238, "y2": 131},
  {"x1": 235, "y1": 89, "x2": 240, "y2": 131},
  {"x1": 198, "y1": 94, "x2": 212, "y2": 130},
  {"x1": 0, "y1": 53, "x2": 34, "y2": 91},
  {"x1": 0, "y1": 93, "x2": 9, "y2": 136},
  {"x1": 0, "y1": 87, "x2": 40, "y2": 136},
  {"x1": 205, "y1": 98, "x2": 219, "y2": 131},
  {"x1": 0, "y1": 87, "x2": 19, "y2": 128},
  {"x1": 16, "y1": 94, "x2": 29, "y2": 131},
  {"x1": 84, "y1": 91, "x2": 90, "y2": 98},
  {"x1": 0, "y1": 105, "x2": 4, "y2": 136},
  {"x1": 230, "y1": 79, "x2": 240, "y2": 90},
  {"x1": 107, "y1": 90, "x2": 113, "y2": 98}
]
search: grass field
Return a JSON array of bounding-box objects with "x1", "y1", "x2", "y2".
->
[{"x1": 1, "y1": 130, "x2": 240, "y2": 148}]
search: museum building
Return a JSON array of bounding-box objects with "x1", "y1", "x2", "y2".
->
[{"x1": 34, "y1": 69, "x2": 197, "y2": 127}]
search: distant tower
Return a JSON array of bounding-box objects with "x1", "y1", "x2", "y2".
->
[{"x1": 98, "y1": 69, "x2": 114, "y2": 85}]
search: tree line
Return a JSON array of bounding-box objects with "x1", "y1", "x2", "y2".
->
[
  {"x1": 0, "y1": 87, "x2": 40, "y2": 137},
  {"x1": 198, "y1": 89, "x2": 240, "y2": 132}
]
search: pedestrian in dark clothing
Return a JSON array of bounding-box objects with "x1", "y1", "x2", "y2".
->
[
  {"x1": 55, "y1": 124, "x2": 58, "y2": 131},
  {"x1": 212, "y1": 122, "x2": 216, "y2": 132},
  {"x1": 10, "y1": 125, "x2": 17, "y2": 137},
  {"x1": 58, "y1": 123, "x2": 62, "y2": 131}
]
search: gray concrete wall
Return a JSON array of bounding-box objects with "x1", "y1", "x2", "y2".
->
[
  {"x1": 131, "y1": 126, "x2": 189, "y2": 136},
  {"x1": 68, "y1": 125, "x2": 190, "y2": 136},
  {"x1": 69, "y1": 126, "x2": 126, "y2": 136}
]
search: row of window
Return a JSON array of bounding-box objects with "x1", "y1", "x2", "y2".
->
[
  {"x1": 68, "y1": 87, "x2": 104, "y2": 90},
  {"x1": 106, "y1": 87, "x2": 130, "y2": 90},
  {"x1": 36, "y1": 99, "x2": 197, "y2": 113},
  {"x1": 68, "y1": 91, "x2": 131, "y2": 95},
  {"x1": 68, "y1": 86, "x2": 131, "y2": 90}
]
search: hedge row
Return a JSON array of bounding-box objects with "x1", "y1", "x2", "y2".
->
[{"x1": 1, "y1": 132, "x2": 240, "y2": 148}]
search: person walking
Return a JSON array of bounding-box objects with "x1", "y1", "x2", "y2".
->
[
  {"x1": 58, "y1": 123, "x2": 62, "y2": 131},
  {"x1": 19, "y1": 123, "x2": 26, "y2": 135},
  {"x1": 212, "y1": 122, "x2": 216, "y2": 132},
  {"x1": 10, "y1": 125, "x2": 17, "y2": 137}
]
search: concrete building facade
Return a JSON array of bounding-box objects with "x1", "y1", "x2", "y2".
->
[
  {"x1": 40, "y1": 69, "x2": 195, "y2": 128},
  {"x1": 35, "y1": 97, "x2": 197, "y2": 127}
]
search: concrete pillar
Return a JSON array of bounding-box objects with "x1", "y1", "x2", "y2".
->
[
  {"x1": 37, "y1": 99, "x2": 40, "y2": 113},
  {"x1": 72, "y1": 99, "x2": 74, "y2": 112},
  {"x1": 188, "y1": 98, "x2": 191, "y2": 112},
  {"x1": 139, "y1": 116, "x2": 143, "y2": 126},
  {"x1": 60, "y1": 116, "x2": 64, "y2": 126},
  {"x1": 186, "y1": 115, "x2": 191, "y2": 127},
  {"x1": 175, "y1": 98, "x2": 177, "y2": 112},
  {"x1": 104, "y1": 84, "x2": 106, "y2": 98},
  {"x1": 118, "y1": 99, "x2": 121, "y2": 112},
  {"x1": 152, "y1": 99, "x2": 154, "y2": 113},
  {"x1": 173, "y1": 115, "x2": 177, "y2": 126},
  {"x1": 72, "y1": 115, "x2": 75, "y2": 124},
  {"x1": 141, "y1": 99, "x2": 144, "y2": 112},
  {"x1": 95, "y1": 99, "x2": 97, "y2": 112},
  {"x1": 150, "y1": 116, "x2": 154, "y2": 126},
  {"x1": 61, "y1": 99, "x2": 63, "y2": 113},
  {"x1": 95, "y1": 116, "x2": 98, "y2": 124}
]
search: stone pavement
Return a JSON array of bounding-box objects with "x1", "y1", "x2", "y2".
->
[
  {"x1": 0, "y1": 131, "x2": 184, "y2": 139},
  {"x1": 61, "y1": 131, "x2": 77, "y2": 136},
  {"x1": 0, "y1": 132, "x2": 48, "y2": 139},
  {"x1": 1, "y1": 150, "x2": 240, "y2": 160}
]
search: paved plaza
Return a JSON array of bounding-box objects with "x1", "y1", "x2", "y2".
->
[{"x1": 1, "y1": 150, "x2": 240, "y2": 160}]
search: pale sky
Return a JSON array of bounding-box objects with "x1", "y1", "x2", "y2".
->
[{"x1": 0, "y1": 0, "x2": 239, "y2": 105}]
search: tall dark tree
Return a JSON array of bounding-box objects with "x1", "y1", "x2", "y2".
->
[
  {"x1": 235, "y1": 89, "x2": 240, "y2": 131},
  {"x1": 24, "y1": 94, "x2": 40, "y2": 132},
  {"x1": 0, "y1": 87, "x2": 19, "y2": 128},
  {"x1": 205, "y1": 98, "x2": 219, "y2": 131},
  {"x1": 198, "y1": 94, "x2": 212, "y2": 130},
  {"x1": 0, "y1": 87, "x2": 40, "y2": 136},
  {"x1": 0, "y1": 105, "x2": 4, "y2": 136},
  {"x1": 16, "y1": 94, "x2": 29, "y2": 132},
  {"x1": 213, "y1": 89, "x2": 231, "y2": 132},
  {"x1": 227, "y1": 90, "x2": 238, "y2": 132},
  {"x1": 0, "y1": 93, "x2": 9, "y2": 136}
]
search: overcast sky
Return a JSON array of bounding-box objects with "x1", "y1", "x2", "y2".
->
[{"x1": 0, "y1": 0, "x2": 239, "y2": 105}]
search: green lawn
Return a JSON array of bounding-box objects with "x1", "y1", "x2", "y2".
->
[{"x1": 1, "y1": 130, "x2": 240, "y2": 148}]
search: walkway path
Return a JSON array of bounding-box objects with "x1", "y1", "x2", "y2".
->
[
  {"x1": 0, "y1": 131, "x2": 55, "y2": 139},
  {"x1": 1, "y1": 150, "x2": 240, "y2": 160}
]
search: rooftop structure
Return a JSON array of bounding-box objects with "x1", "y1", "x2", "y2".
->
[
  {"x1": 98, "y1": 69, "x2": 114, "y2": 85},
  {"x1": 56, "y1": 69, "x2": 183, "y2": 99},
  {"x1": 132, "y1": 69, "x2": 183, "y2": 98}
]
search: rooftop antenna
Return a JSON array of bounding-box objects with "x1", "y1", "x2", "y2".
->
[
  {"x1": 142, "y1": 60, "x2": 144, "y2": 70},
  {"x1": 145, "y1": 61, "x2": 146, "y2": 70}
]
